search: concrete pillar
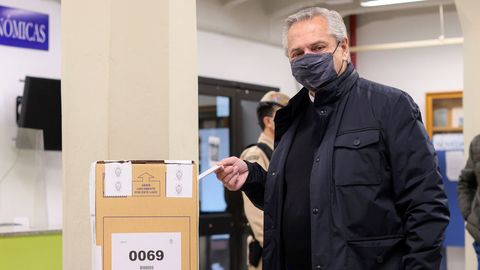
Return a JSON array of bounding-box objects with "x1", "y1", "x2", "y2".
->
[
  {"x1": 61, "y1": 0, "x2": 198, "y2": 268},
  {"x1": 454, "y1": 0, "x2": 480, "y2": 269}
]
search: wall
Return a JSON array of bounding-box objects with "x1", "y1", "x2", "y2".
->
[
  {"x1": 198, "y1": 30, "x2": 298, "y2": 97},
  {"x1": 355, "y1": 5, "x2": 463, "y2": 119},
  {"x1": 455, "y1": 0, "x2": 480, "y2": 269},
  {"x1": 0, "y1": 233, "x2": 62, "y2": 270},
  {"x1": 197, "y1": 0, "x2": 283, "y2": 46},
  {"x1": 62, "y1": 0, "x2": 198, "y2": 268},
  {"x1": 0, "y1": 0, "x2": 62, "y2": 229},
  {"x1": 197, "y1": 0, "x2": 298, "y2": 97}
]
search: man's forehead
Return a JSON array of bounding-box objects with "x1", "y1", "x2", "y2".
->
[
  {"x1": 287, "y1": 18, "x2": 335, "y2": 49},
  {"x1": 289, "y1": 16, "x2": 329, "y2": 33},
  {"x1": 288, "y1": 18, "x2": 331, "y2": 41}
]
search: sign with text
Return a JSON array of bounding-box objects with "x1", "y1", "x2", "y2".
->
[
  {"x1": 112, "y1": 232, "x2": 181, "y2": 270},
  {"x1": 0, "y1": 5, "x2": 49, "y2": 51}
]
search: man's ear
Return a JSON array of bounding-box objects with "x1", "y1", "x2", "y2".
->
[
  {"x1": 341, "y1": 37, "x2": 350, "y2": 61},
  {"x1": 263, "y1": 115, "x2": 273, "y2": 129}
]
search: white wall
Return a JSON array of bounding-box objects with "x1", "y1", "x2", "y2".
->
[
  {"x1": 198, "y1": 30, "x2": 298, "y2": 97},
  {"x1": 355, "y1": 5, "x2": 463, "y2": 119},
  {"x1": 0, "y1": 0, "x2": 62, "y2": 229},
  {"x1": 197, "y1": 0, "x2": 283, "y2": 46},
  {"x1": 197, "y1": 0, "x2": 298, "y2": 96}
]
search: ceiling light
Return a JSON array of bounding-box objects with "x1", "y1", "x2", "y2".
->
[{"x1": 360, "y1": 0, "x2": 426, "y2": 7}]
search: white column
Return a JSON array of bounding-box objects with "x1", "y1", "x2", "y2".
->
[
  {"x1": 454, "y1": 0, "x2": 480, "y2": 269},
  {"x1": 61, "y1": 0, "x2": 198, "y2": 268}
]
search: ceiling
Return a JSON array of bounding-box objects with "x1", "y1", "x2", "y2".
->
[
  {"x1": 198, "y1": 0, "x2": 457, "y2": 47},
  {"x1": 220, "y1": 0, "x2": 455, "y2": 18}
]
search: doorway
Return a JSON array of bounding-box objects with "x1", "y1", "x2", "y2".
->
[{"x1": 198, "y1": 77, "x2": 278, "y2": 270}]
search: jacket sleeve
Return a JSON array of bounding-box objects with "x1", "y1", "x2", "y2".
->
[
  {"x1": 240, "y1": 161, "x2": 267, "y2": 210},
  {"x1": 457, "y1": 138, "x2": 478, "y2": 219},
  {"x1": 384, "y1": 92, "x2": 450, "y2": 269}
]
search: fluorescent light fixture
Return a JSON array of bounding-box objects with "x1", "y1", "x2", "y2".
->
[{"x1": 361, "y1": 0, "x2": 425, "y2": 7}]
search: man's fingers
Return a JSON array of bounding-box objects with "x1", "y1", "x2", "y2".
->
[
  {"x1": 214, "y1": 156, "x2": 247, "y2": 191},
  {"x1": 216, "y1": 165, "x2": 235, "y2": 179},
  {"x1": 218, "y1": 156, "x2": 240, "y2": 167},
  {"x1": 221, "y1": 167, "x2": 238, "y2": 185},
  {"x1": 223, "y1": 173, "x2": 240, "y2": 190}
]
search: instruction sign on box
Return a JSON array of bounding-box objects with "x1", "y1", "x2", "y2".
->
[{"x1": 90, "y1": 160, "x2": 198, "y2": 270}]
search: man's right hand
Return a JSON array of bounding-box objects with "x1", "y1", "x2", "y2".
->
[{"x1": 215, "y1": 156, "x2": 249, "y2": 191}]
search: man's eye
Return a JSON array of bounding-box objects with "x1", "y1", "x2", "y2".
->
[
  {"x1": 290, "y1": 52, "x2": 302, "y2": 59},
  {"x1": 313, "y1": 46, "x2": 324, "y2": 52}
]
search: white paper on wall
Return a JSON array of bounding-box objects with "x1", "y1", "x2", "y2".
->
[
  {"x1": 451, "y1": 107, "x2": 464, "y2": 128},
  {"x1": 446, "y1": 150, "x2": 464, "y2": 182},
  {"x1": 432, "y1": 133, "x2": 464, "y2": 151}
]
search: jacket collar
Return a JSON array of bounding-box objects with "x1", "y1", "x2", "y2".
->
[
  {"x1": 313, "y1": 62, "x2": 358, "y2": 106},
  {"x1": 274, "y1": 63, "x2": 358, "y2": 144}
]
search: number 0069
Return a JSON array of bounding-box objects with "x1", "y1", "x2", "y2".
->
[{"x1": 128, "y1": 250, "x2": 164, "y2": 261}]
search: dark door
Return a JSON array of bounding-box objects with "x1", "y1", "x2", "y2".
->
[{"x1": 198, "y1": 77, "x2": 278, "y2": 270}]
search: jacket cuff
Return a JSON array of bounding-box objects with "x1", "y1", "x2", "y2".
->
[
  {"x1": 240, "y1": 160, "x2": 257, "y2": 192},
  {"x1": 241, "y1": 160, "x2": 267, "y2": 192}
]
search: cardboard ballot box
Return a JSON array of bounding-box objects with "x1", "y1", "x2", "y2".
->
[{"x1": 90, "y1": 160, "x2": 198, "y2": 270}]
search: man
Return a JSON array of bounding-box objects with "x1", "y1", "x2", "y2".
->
[
  {"x1": 240, "y1": 91, "x2": 290, "y2": 270},
  {"x1": 215, "y1": 7, "x2": 450, "y2": 270},
  {"x1": 458, "y1": 134, "x2": 480, "y2": 269}
]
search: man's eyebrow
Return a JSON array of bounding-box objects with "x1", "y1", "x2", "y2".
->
[
  {"x1": 309, "y1": 41, "x2": 328, "y2": 48},
  {"x1": 289, "y1": 48, "x2": 302, "y2": 55}
]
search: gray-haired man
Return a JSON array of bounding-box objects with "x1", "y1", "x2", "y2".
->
[{"x1": 216, "y1": 7, "x2": 449, "y2": 270}]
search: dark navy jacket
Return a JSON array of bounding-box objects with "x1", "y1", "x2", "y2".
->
[{"x1": 242, "y1": 65, "x2": 450, "y2": 270}]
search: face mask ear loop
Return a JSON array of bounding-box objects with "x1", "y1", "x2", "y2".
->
[
  {"x1": 333, "y1": 41, "x2": 344, "y2": 74},
  {"x1": 332, "y1": 41, "x2": 341, "y2": 55}
]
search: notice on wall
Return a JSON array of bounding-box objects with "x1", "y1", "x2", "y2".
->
[
  {"x1": 111, "y1": 232, "x2": 181, "y2": 270},
  {"x1": 446, "y1": 150, "x2": 464, "y2": 182},
  {"x1": 432, "y1": 133, "x2": 464, "y2": 151},
  {"x1": 0, "y1": 5, "x2": 49, "y2": 51}
]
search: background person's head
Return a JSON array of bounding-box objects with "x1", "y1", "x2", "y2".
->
[
  {"x1": 257, "y1": 91, "x2": 290, "y2": 135},
  {"x1": 282, "y1": 7, "x2": 351, "y2": 77}
]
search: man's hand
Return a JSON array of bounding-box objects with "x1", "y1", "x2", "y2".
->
[{"x1": 215, "y1": 156, "x2": 249, "y2": 191}]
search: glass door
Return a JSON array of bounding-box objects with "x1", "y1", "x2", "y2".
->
[{"x1": 198, "y1": 77, "x2": 276, "y2": 270}]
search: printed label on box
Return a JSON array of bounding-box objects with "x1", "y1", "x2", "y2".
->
[
  {"x1": 133, "y1": 172, "x2": 160, "y2": 197},
  {"x1": 166, "y1": 164, "x2": 193, "y2": 198},
  {"x1": 104, "y1": 162, "x2": 132, "y2": 197},
  {"x1": 112, "y1": 232, "x2": 181, "y2": 270}
]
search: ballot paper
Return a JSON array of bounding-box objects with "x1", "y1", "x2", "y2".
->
[{"x1": 198, "y1": 165, "x2": 221, "y2": 180}]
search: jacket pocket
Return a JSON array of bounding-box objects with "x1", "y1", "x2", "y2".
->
[
  {"x1": 347, "y1": 235, "x2": 404, "y2": 269},
  {"x1": 334, "y1": 129, "x2": 382, "y2": 186}
]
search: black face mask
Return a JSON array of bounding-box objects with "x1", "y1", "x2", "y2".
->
[{"x1": 290, "y1": 42, "x2": 342, "y2": 92}]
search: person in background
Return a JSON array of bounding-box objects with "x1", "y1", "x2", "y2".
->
[
  {"x1": 240, "y1": 91, "x2": 290, "y2": 270},
  {"x1": 458, "y1": 134, "x2": 480, "y2": 269},
  {"x1": 215, "y1": 6, "x2": 449, "y2": 270}
]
